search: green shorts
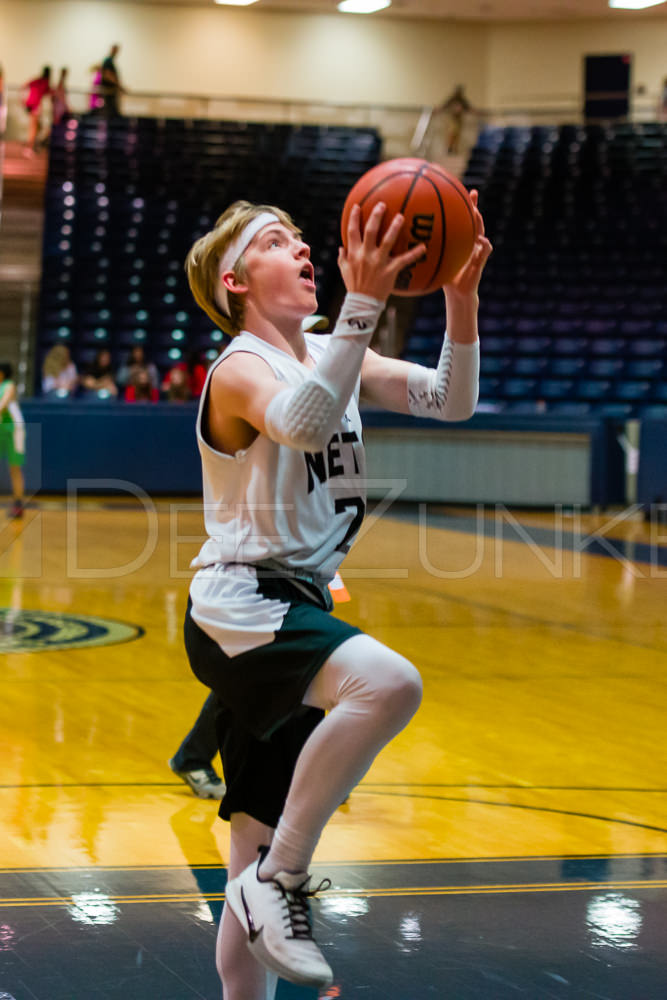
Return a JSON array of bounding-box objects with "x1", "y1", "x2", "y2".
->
[
  {"x1": 183, "y1": 573, "x2": 362, "y2": 827},
  {"x1": 0, "y1": 423, "x2": 25, "y2": 466}
]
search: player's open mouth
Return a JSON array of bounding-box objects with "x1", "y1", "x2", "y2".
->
[{"x1": 299, "y1": 263, "x2": 315, "y2": 286}]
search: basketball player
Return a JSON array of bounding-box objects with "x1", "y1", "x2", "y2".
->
[
  {"x1": 0, "y1": 362, "x2": 26, "y2": 519},
  {"x1": 184, "y1": 194, "x2": 492, "y2": 999}
]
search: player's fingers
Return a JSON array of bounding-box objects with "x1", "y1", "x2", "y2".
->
[
  {"x1": 345, "y1": 203, "x2": 363, "y2": 250},
  {"x1": 362, "y1": 201, "x2": 386, "y2": 246},
  {"x1": 377, "y1": 211, "x2": 409, "y2": 258},
  {"x1": 469, "y1": 190, "x2": 486, "y2": 239},
  {"x1": 390, "y1": 241, "x2": 426, "y2": 273}
]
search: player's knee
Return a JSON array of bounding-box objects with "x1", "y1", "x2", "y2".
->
[{"x1": 377, "y1": 656, "x2": 423, "y2": 726}]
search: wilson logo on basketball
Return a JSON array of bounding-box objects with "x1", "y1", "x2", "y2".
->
[{"x1": 395, "y1": 213, "x2": 435, "y2": 291}]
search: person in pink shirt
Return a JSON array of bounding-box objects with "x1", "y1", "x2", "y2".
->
[{"x1": 23, "y1": 66, "x2": 51, "y2": 154}]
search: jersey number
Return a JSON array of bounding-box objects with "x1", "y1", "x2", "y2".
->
[{"x1": 334, "y1": 497, "x2": 366, "y2": 553}]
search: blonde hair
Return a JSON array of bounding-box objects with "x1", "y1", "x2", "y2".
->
[
  {"x1": 42, "y1": 344, "x2": 71, "y2": 376},
  {"x1": 184, "y1": 200, "x2": 299, "y2": 337}
]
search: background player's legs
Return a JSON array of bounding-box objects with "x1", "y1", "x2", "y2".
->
[
  {"x1": 218, "y1": 812, "x2": 279, "y2": 1000},
  {"x1": 9, "y1": 465, "x2": 24, "y2": 501},
  {"x1": 26, "y1": 110, "x2": 40, "y2": 152},
  {"x1": 261, "y1": 633, "x2": 422, "y2": 879},
  {"x1": 171, "y1": 691, "x2": 219, "y2": 772}
]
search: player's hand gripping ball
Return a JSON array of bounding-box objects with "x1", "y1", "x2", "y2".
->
[{"x1": 341, "y1": 157, "x2": 476, "y2": 295}]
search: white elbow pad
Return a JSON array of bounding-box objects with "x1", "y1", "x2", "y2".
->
[
  {"x1": 265, "y1": 378, "x2": 337, "y2": 452},
  {"x1": 264, "y1": 292, "x2": 385, "y2": 451}
]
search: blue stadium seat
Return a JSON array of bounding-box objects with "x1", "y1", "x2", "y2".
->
[
  {"x1": 632, "y1": 339, "x2": 666, "y2": 357},
  {"x1": 538, "y1": 379, "x2": 575, "y2": 401},
  {"x1": 478, "y1": 377, "x2": 502, "y2": 399},
  {"x1": 575, "y1": 379, "x2": 612, "y2": 401},
  {"x1": 517, "y1": 336, "x2": 552, "y2": 356},
  {"x1": 480, "y1": 356, "x2": 511, "y2": 375},
  {"x1": 481, "y1": 336, "x2": 516, "y2": 355},
  {"x1": 590, "y1": 338, "x2": 627, "y2": 356},
  {"x1": 589, "y1": 358, "x2": 624, "y2": 378},
  {"x1": 614, "y1": 380, "x2": 652, "y2": 402},
  {"x1": 511, "y1": 357, "x2": 549, "y2": 377},
  {"x1": 547, "y1": 401, "x2": 593, "y2": 416},
  {"x1": 549, "y1": 358, "x2": 586, "y2": 377},
  {"x1": 552, "y1": 338, "x2": 589, "y2": 356},
  {"x1": 625, "y1": 359, "x2": 664, "y2": 379},
  {"x1": 501, "y1": 377, "x2": 539, "y2": 399}
]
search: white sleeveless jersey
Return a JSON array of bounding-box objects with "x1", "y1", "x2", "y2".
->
[{"x1": 191, "y1": 330, "x2": 366, "y2": 585}]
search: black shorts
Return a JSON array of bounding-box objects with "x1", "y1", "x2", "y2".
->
[{"x1": 183, "y1": 573, "x2": 362, "y2": 827}]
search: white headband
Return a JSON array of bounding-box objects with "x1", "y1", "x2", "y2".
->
[{"x1": 215, "y1": 212, "x2": 279, "y2": 316}]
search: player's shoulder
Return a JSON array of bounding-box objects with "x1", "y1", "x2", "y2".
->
[{"x1": 210, "y1": 344, "x2": 275, "y2": 392}]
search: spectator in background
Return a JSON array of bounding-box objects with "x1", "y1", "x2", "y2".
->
[
  {"x1": 50, "y1": 68, "x2": 70, "y2": 127},
  {"x1": 41, "y1": 344, "x2": 78, "y2": 397},
  {"x1": 88, "y1": 64, "x2": 104, "y2": 112},
  {"x1": 81, "y1": 348, "x2": 118, "y2": 397},
  {"x1": 22, "y1": 66, "x2": 51, "y2": 155},
  {"x1": 116, "y1": 344, "x2": 159, "y2": 393},
  {"x1": 125, "y1": 368, "x2": 159, "y2": 403},
  {"x1": 0, "y1": 362, "x2": 26, "y2": 519},
  {"x1": 438, "y1": 84, "x2": 474, "y2": 155},
  {"x1": 162, "y1": 351, "x2": 207, "y2": 400},
  {"x1": 100, "y1": 44, "x2": 126, "y2": 117},
  {"x1": 164, "y1": 365, "x2": 191, "y2": 403}
]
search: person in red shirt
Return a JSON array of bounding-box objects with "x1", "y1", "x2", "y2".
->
[
  {"x1": 124, "y1": 368, "x2": 160, "y2": 403},
  {"x1": 162, "y1": 351, "x2": 208, "y2": 399},
  {"x1": 23, "y1": 66, "x2": 51, "y2": 154}
]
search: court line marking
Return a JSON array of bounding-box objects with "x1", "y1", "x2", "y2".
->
[
  {"x1": 363, "y1": 783, "x2": 667, "y2": 792},
  {"x1": 0, "y1": 852, "x2": 664, "y2": 876},
  {"x1": 361, "y1": 788, "x2": 667, "y2": 835},
  {"x1": 387, "y1": 577, "x2": 667, "y2": 656},
  {"x1": 1, "y1": 781, "x2": 665, "y2": 791},
  {"x1": 2, "y1": 878, "x2": 667, "y2": 908},
  {"x1": 384, "y1": 505, "x2": 667, "y2": 566}
]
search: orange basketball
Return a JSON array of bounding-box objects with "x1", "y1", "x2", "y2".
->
[{"x1": 340, "y1": 157, "x2": 476, "y2": 295}]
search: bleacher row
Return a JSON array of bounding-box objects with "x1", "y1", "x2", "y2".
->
[
  {"x1": 37, "y1": 114, "x2": 381, "y2": 386},
  {"x1": 403, "y1": 122, "x2": 667, "y2": 417}
]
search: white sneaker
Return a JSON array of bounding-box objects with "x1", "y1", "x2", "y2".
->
[
  {"x1": 224, "y1": 848, "x2": 333, "y2": 988},
  {"x1": 168, "y1": 758, "x2": 225, "y2": 799}
]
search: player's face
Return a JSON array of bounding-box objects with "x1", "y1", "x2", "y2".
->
[{"x1": 242, "y1": 223, "x2": 317, "y2": 321}]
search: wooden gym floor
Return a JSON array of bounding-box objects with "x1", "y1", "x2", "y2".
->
[{"x1": 0, "y1": 496, "x2": 665, "y2": 999}]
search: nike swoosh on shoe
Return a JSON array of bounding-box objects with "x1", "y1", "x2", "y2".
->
[{"x1": 241, "y1": 886, "x2": 264, "y2": 943}]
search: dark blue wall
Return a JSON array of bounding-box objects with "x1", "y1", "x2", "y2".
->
[
  {"x1": 15, "y1": 401, "x2": 202, "y2": 496},
  {"x1": 2, "y1": 402, "x2": 628, "y2": 507},
  {"x1": 637, "y1": 418, "x2": 667, "y2": 508}
]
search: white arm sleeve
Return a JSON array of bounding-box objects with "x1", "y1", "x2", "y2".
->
[
  {"x1": 264, "y1": 292, "x2": 384, "y2": 452},
  {"x1": 406, "y1": 335, "x2": 480, "y2": 421}
]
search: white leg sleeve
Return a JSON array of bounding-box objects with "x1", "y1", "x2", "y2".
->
[
  {"x1": 407, "y1": 335, "x2": 480, "y2": 421},
  {"x1": 259, "y1": 634, "x2": 422, "y2": 878},
  {"x1": 264, "y1": 292, "x2": 383, "y2": 452}
]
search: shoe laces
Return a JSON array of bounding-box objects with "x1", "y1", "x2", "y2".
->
[
  {"x1": 201, "y1": 767, "x2": 221, "y2": 783},
  {"x1": 274, "y1": 875, "x2": 332, "y2": 941}
]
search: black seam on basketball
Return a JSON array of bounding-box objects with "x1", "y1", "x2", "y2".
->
[
  {"x1": 356, "y1": 168, "x2": 427, "y2": 210},
  {"x1": 398, "y1": 161, "x2": 428, "y2": 215},
  {"x1": 426, "y1": 164, "x2": 476, "y2": 230}
]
